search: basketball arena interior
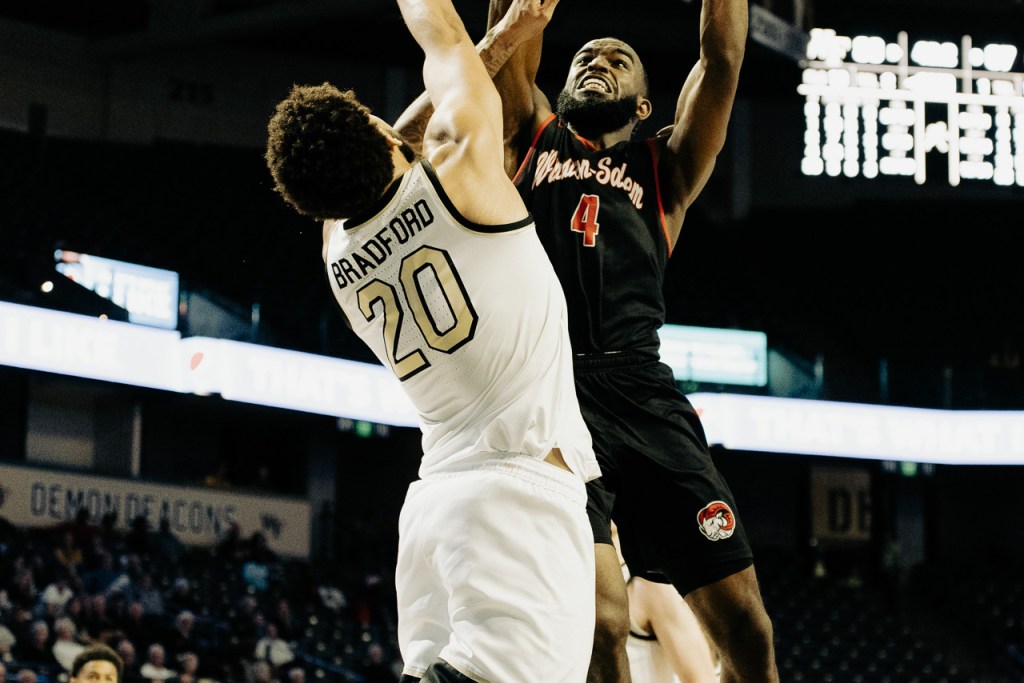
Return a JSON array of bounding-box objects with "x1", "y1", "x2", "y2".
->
[{"x1": 1, "y1": 0, "x2": 1023, "y2": 681}]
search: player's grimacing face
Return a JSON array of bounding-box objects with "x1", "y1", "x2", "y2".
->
[{"x1": 565, "y1": 39, "x2": 645, "y2": 101}]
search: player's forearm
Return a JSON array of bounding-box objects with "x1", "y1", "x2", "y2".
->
[
  {"x1": 699, "y1": 0, "x2": 748, "y2": 74},
  {"x1": 398, "y1": 0, "x2": 469, "y2": 56},
  {"x1": 481, "y1": 0, "x2": 553, "y2": 79}
]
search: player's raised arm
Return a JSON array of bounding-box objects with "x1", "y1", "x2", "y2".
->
[
  {"x1": 485, "y1": 0, "x2": 554, "y2": 172},
  {"x1": 396, "y1": 0, "x2": 495, "y2": 141},
  {"x1": 659, "y1": 0, "x2": 748, "y2": 244},
  {"x1": 393, "y1": 0, "x2": 559, "y2": 166},
  {"x1": 395, "y1": 0, "x2": 525, "y2": 223}
]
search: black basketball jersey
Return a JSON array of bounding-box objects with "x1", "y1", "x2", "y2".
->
[{"x1": 513, "y1": 113, "x2": 671, "y2": 357}]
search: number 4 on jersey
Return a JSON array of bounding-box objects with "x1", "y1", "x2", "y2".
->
[{"x1": 571, "y1": 194, "x2": 601, "y2": 247}]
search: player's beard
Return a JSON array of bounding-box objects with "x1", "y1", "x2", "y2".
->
[{"x1": 556, "y1": 89, "x2": 638, "y2": 140}]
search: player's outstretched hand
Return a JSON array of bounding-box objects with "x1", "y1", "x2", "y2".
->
[{"x1": 506, "y1": 0, "x2": 560, "y2": 30}]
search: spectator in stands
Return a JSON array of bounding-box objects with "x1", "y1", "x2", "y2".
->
[
  {"x1": 165, "y1": 579, "x2": 197, "y2": 616},
  {"x1": 13, "y1": 620, "x2": 53, "y2": 668},
  {"x1": 270, "y1": 599, "x2": 297, "y2": 643},
  {"x1": 54, "y1": 510, "x2": 98, "y2": 557},
  {"x1": 284, "y1": 666, "x2": 304, "y2": 683},
  {"x1": 106, "y1": 555, "x2": 143, "y2": 600},
  {"x1": 64, "y1": 595, "x2": 86, "y2": 628},
  {"x1": 166, "y1": 611, "x2": 200, "y2": 662},
  {"x1": 358, "y1": 643, "x2": 397, "y2": 683},
  {"x1": 129, "y1": 574, "x2": 164, "y2": 618},
  {"x1": 8, "y1": 563, "x2": 37, "y2": 612},
  {"x1": 252, "y1": 623, "x2": 293, "y2": 673},
  {"x1": 51, "y1": 617, "x2": 86, "y2": 672},
  {"x1": 227, "y1": 596, "x2": 262, "y2": 666},
  {"x1": 139, "y1": 644, "x2": 175, "y2": 682},
  {"x1": 166, "y1": 652, "x2": 199, "y2": 683},
  {"x1": 0, "y1": 661, "x2": 6, "y2": 682},
  {"x1": 16, "y1": 668, "x2": 37, "y2": 683},
  {"x1": 81, "y1": 594, "x2": 119, "y2": 645},
  {"x1": 242, "y1": 535, "x2": 277, "y2": 597},
  {"x1": 249, "y1": 661, "x2": 276, "y2": 683},
  {"x1": 114, "y1": 640, "x2": 144, "y2": 683},
  {"x1": 116, "y1": 602, "x2": 160, "y2": 654},
  {"x1": 0, "y1": 621, "x2": 16, "y2": 664},
  {"x1": 0, "y1": 588, "x2": 13, "y2": 623},
  {"x1": 6, "y1": 608, "x2": 32, "y2": 660},
  {"x1": 38, "y1": 570, "x2": 75, "y2": 618},
  {"x1": 53, "y1": 532, "x2": 84, "y2": 575},
  {"x1": 240, "y1": 562, "x2": 269, "y2": 594}
]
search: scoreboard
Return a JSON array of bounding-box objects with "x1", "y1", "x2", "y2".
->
[{"x1": 797, "y1": 28, "x2": 1023, "y2": 188}]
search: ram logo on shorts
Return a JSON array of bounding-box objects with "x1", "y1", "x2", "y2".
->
[{"x1": 697, "y1": 501, "x2": 736, "y2": 541}]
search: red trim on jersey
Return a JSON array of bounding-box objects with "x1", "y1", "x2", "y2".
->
[
  {"x1": 570, "y1": 126, "x2": 599, "y2": 151},
  {"x1": 647, "y1": 137, "x2": 672, "y2": 257},
  {"x1": 513, "y1": 113, "x2": 558, "y2": 186}
]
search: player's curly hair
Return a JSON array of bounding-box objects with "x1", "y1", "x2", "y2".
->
[
  {"x1": 71, "y1": 644, "x2": 124, "y2": 682},
  {"x1": 265, "y1": 83, "x2": 394, "y2": 220}
]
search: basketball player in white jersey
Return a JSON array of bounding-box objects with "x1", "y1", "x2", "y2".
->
[
  {"x1": 613, "y1": 524, "x2": 720, "y2": 683},
  {"x1": 264, "y1": 0, "x2": 600, "y2": 681}
]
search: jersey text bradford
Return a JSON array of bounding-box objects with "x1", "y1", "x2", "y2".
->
[{"x1": 329, "y1": 199, "x2": 435, "y2": 289}]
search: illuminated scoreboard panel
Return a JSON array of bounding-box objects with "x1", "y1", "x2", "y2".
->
[{"x1": 798, "y1": 29, "x2": 1024, "y2": 187}]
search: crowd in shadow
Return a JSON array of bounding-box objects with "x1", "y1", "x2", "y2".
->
[{"x1": 0, "y1": 509, "x2": 402, "y2": 683}]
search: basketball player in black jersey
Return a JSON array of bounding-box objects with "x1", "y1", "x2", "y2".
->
[{"x1": 473, "y1": 0, "x2": 779, "y2": 681}]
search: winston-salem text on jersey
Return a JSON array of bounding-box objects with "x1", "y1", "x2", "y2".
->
[{"x1": 530, "y1": 151, "x2": 645, "y2": 210}]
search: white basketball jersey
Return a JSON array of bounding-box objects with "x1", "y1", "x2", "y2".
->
[
  {"x1": 627, "y1": 629, "x2": 680, "y2": 683},
  {"x1": 324, "y1": 160, "x2": 599, "y2": 482},
  {"x1": 622, "y1": 562, "x2": 680, "y2": 683}
]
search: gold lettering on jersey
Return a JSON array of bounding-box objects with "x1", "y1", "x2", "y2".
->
[
  {"x1": 329, "y1": 198, "x2": 435, "y2": 289},
  {"x1": 531, "y1": 151, "x2": 645, "y2": 209}
]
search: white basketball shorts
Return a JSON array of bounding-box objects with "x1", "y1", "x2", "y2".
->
[{"x1": 396, "y1": 454, "x2": 595, "y2": 682}]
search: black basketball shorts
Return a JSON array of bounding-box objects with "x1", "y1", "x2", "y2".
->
[{"x1": 575, "y1": 352, "x2": 754, "y2": 597}]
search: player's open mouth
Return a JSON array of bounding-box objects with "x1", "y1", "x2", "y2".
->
[{"x1": 578, "y1": 76, "x2": 612, "y2": 93}]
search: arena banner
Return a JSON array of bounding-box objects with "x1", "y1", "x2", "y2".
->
[
  {"x1": 0, "y1": 463, "x2": 311, "y2": 558},
  {"x1": 0, "y1": 300, "x2": 183, "y2": 392},
  {"x1": 810, "y1": 465, "x2": 872, "y2": 542},
  {"x1": 180, "y1": 336, "x2": 418, "y2": 427},
  {"x1": 691, "y1": 393, "x2": 1024, "y2": 464}
]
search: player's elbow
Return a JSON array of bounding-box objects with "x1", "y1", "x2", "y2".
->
[{"x1": 701, "y1": 43, "x2": 745, "y2": 77}]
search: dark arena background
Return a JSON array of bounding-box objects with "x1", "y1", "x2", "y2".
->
[{"x1": 1, "y1": 0, "x2": 1024, "y2": 681}]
